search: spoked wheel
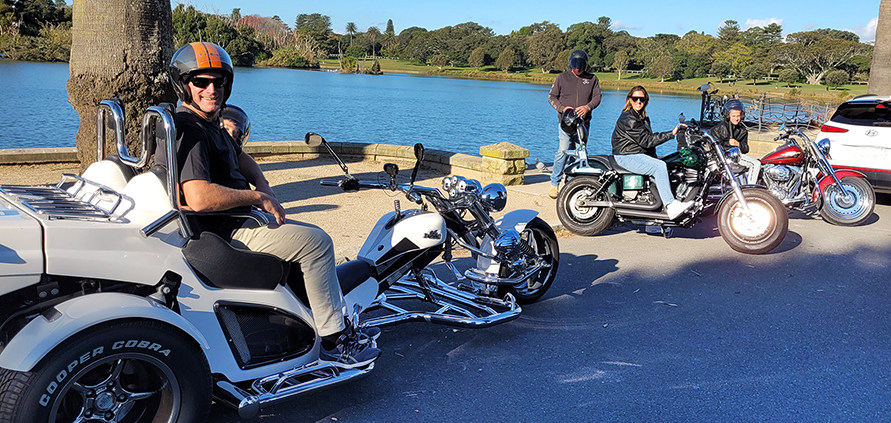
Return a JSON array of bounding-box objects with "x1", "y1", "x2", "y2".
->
[
  {"x1": 819, "y1": 176, "x2": 875, "y2": 226},
  {"x1": 556, "y1": 176, "x2": 615, "y2": 236},
  {"x1": 717, "y1": 187, "x2": 788, "y2": 254},
  {"x1": 0, "y1": 321, "x2": 211, "y2": 423},
  {"x1": 498, "y1": 217, "x2": 560, "y2": 304}
]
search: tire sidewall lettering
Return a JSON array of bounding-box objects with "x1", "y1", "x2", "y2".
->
[{"x1": 40, "y1": 339, "x2": 171, "y2": 408}]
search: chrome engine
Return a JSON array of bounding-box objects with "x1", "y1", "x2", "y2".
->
[{"x1": 761, "y1": 164, "x2": 803, "y2": 202}]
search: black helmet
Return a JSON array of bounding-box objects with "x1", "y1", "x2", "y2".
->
[
  {"x1": 560, "y1": 108, "x2": 580, "y2": 133},
  {"x1": 569, "y1": 49, "x2": 588, "y2": 72},
  {"x1": 169, "y1": 42, "x2": 234, "y2": 104},
  {"x1": 220, "y1": 104, "x2": 251, "y2": 145},
  {"x1": 723, "y1": 99, "x2": 745, "y2": 120}
]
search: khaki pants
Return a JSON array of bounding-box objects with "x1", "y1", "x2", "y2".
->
[{"x1": 230, "y1": 217, "x2": 345, "y2": 337}]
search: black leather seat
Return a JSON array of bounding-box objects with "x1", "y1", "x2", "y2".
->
[{"x1": 182, "y1": 231, "x2": 287, "y2": 290}]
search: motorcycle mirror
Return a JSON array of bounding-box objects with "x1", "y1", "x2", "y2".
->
[
  {"x1": 414, "y1": 143, "x2": 425, "y2": 162},
  {"x1": 304, "y1": 132, "x2": 325, "y2": 147},
  {"x1": 384, "y1": 163, "x2": 399, "y2": 178}
]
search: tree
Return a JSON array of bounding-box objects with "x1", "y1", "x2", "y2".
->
[
  {"x1": 717, "y1": 20, "x2": 741, "y2": 43},
  {"x1": 468, "y1": 45, "x2": 487, "y2": 68},
  {"x1": 649, "y1": 55, "x2": 674, "y2": 82},
  {"x1": 495, "y1": 47, "x2": 515, "y2": 72},
  {"x1": 366, "y1": 26, "x2": 380, "y2": 58},
  {"x1": 527, "y1": 25, "x2": 564, "y2": 72},
  {"x1": 742, "y1": 63, "x2": 768, "y2": 84},
  {"x1": 771, "y1": 29, "x2": 867, "y2": 85},
  {"x1": 345, "y1": 22, "x2": 356, "y2": 46},
  {"x1": 67, "y1": 0, "x2": 175, "y2": 168},
  {"x1": 430, "y1": 53, "x2": 449, "y2": 69},
  {"x1": 711, "y1": 60, "x2": 732, "y2": 81},
  {"x1": 778, "y1": 68, "x2": 799, "y2": 86},
  {"x1": 824, "y1": 69, "x2": 850, "y2": 88},
  {"x1": 714, "y1": 42, "x2": 753, "y2": 76},
  {"x1": 870, "y1": 0, "x2": 891, "y2": 95},
  {"x1": 344, "y1": 44, "x2": 366, "y2": 58},
  {"x1": 612, "y1": 50, "x2": 629, "y2": 80},
  {"x1": 295, "y1": 13, "x2": 331, "y2": 49}
]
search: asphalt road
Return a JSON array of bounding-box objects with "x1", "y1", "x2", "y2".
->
[{"x1": 208, "y1": 194, "x2": 891, "y2": 423}]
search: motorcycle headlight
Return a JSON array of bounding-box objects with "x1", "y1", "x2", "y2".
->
[
  {"x1": 817, "y1": 138, "x2": 831, "y2": 157},
  {"x1": 463, "y1": 179, "x2": 483, "y2": 193},
  {"x1": 442, "y1": 176, "x2": 455, "y2": 193},
  {"x1": 480, "y1": 183, "x2": 507, "y2": 212},
  {"x1": 725, "y1": 146, "x2": 741, "y2": 164}
]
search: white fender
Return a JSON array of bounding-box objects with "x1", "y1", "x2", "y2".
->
[
  {"x1": 0, "y1": 292, "x2": 209, "y2": 371},
  {"x1": 494, "y1": 209, "x2": 539, "y2": 233}
]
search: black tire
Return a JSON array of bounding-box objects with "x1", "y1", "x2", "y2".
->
[
  {"x1": 556, "y1": 176, "x2": 615, "y2": 236},
  {"x1": 498, "y1": 217, "x2": 559, "y2": 304},
  {"x1": 819, "y1": 176, "x2": 875, "y2": 226},
  {"x1": 717, "y1": 187, "x2": 788, "y2": 254},
  {"x1": 0, "y1": 320, "x2": 211, "y2": 423}
]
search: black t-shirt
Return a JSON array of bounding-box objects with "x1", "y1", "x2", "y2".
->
[{"x1": 156, "y1": 105, "x2": 249, "y2": 239}]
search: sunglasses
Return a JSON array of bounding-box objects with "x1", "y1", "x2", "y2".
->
[
  {"x1": 630, "y1": 96, "x2": 648, "y2": 103},
  {"x1": 189, "y1": 76, "x2": 227, "y2": 89}
]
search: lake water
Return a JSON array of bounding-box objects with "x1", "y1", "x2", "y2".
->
[{"x1": 0, "y1": 60, "x2": 704, "y2": 162}]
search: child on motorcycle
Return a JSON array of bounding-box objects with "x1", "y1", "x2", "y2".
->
[
  {"x1": 708, "y1": 99, "x2": 760, "y2": 184},
  {"x1": 611, "y1": 86, "x2": 694, "y2": 220},
  {"x1": 220, "y1": 104, "x2": 251, "y2": 146}
]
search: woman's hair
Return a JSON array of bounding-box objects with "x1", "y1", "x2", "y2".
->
[{"x1": 622, "y1": 85, "x2": 649, "y2": 116}]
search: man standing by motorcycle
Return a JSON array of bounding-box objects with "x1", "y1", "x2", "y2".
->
[
  {"x1": 166, "y1": 42, "x2": 379, "y2": 366},
  {"x1": 709, "y1": 99, "x2": 760, "y2": 184},
  {"x1": 547, "y1": 49, "x2": 602, "y2": 198}
]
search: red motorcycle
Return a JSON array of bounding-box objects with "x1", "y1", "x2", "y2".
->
[{"x1": 754, "y1": 125, "x2": 875, "y2": 226}]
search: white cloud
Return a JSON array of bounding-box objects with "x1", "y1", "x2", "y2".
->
[
  {"x1": 611, "y1": 20, "x2": 642, "y2": 31},
  {"x1": 848, "y1": 17, "x2": 878, "y2": 43},
  {"x1": 744, "y1": 18, "x2": 784, "y2": 30}
]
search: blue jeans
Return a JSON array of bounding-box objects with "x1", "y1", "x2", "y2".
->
[
  {"x1": 614, "y1": 154, "x2": 676, "y2": 206},
  {"x1": 550, "y1": 124, "x2": 578, "y2": 187}
]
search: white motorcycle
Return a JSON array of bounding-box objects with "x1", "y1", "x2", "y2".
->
[{"x1": 0, "y1": 100, "x2": 558, "y2": 422}]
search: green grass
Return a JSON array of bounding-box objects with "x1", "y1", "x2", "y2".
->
[{"x1": 319, "y1": 58, "x2": 866, "y2": 104}]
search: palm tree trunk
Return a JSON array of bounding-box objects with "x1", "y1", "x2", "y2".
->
[
  {"x1": 869, "y1": 0, "x2": 891, "y2": 95},
  {"x1": 67, "y1": 0, "x2": 175, "y2": 169}
]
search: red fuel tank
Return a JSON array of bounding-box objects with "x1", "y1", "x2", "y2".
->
[{"x1": 760, "y1": 144, "x2": 803, "y2": 166}]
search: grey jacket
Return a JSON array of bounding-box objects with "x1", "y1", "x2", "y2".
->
[{"x1": 548, "y1": 70, "x2": 602, "y2": 126}]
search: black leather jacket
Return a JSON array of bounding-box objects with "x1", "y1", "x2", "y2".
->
[
  {"x1": 708, "y1": 120, "x2": 750, "y2": 154},
  {"x1": 611, "y1": 110, "x2": 674, "y2": 156}
]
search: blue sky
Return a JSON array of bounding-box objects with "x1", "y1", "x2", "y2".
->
[{"x1": 180, "y1": 0, "x2": 880, "y2": 42}]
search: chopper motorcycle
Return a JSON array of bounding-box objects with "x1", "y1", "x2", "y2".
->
[
  {"x1": 749, "y1": 125, "x2": 875, "y2": 226},
  {"x1": 0, "y1": 100, "x2": 557, "y2": 422},
  {"x1": 555, "y1": 112, "x2": 788, "y2": 254}
]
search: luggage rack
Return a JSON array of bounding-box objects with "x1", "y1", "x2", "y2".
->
[{"x1": 0, "y1": 173, "x2": 121, "y2": 222}]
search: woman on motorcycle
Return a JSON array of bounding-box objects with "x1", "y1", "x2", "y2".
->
[{"x1": 611, "y1": 86, "x2": 694, "y2": 219}]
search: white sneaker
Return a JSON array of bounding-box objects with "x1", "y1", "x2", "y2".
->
[{"x1": 665, "y1": 200, "x2": 694, "y2": 220}]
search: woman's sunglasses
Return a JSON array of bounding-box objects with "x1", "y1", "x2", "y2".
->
[
  {"x1": 189, "y1": 76, "x2": 227, "y2": 89},
  {"x1": 630, "y1": 96, "x2": 648, "y2": 103}
]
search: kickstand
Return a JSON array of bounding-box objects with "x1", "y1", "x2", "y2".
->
[{"x1": 412, "y1": 269, "x2": 438, "y2": 303}]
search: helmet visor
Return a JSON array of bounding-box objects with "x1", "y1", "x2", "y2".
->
[{"x1": 569, "y1": 57, "x2": 587, "y2": 71}]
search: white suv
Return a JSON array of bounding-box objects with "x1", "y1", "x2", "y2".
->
[{"x1": 820, "y1": 94, "x2": 891, "y2": 193}]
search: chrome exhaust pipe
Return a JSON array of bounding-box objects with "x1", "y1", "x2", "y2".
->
[{"x1": 214, "y1": 380, "x2": 260, "y2": 419}]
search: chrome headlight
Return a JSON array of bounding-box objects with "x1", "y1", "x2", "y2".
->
[
  {"x1": 725, "y1": 146, "x2": 741, "y2": 164},
  {"x1": 462, "y1": 178, "x2": 482, "y2": 194},
  {"x1": 442, "y1": 176, "x2": 455, "y2": 193},
  {"x1": 480, "y1": 183, "x2": 507, "y2": 212},
  {"x1": 817, "y1": 138, "x2": 831, "y2": 157}
]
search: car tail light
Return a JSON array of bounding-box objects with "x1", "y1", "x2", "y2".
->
[{"x1": 820, "y1": 124, "x2": 848, "y2": 133}]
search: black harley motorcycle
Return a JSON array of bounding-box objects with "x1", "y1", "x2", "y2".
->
[{"x1": 555, "y1": 113, "x2": 789, "y2": 254}]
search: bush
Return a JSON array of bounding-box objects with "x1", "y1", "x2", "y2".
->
[
  {"x1": 778, "y1": 69, "x2": 799, "y2": 86},
  {"x1": 258, "y1": 46, "x2": 309, "y2": 68},
  {"x1": 824, "y1": 70, "x2": 850, "y2": 88},
  {"x1": 344, "y1": 45, "x2": 367, "y2": 59}
]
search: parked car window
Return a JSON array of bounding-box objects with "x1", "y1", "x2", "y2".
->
[{"x1": 830, "y1": 102, "x2": 891, "y2": 126}]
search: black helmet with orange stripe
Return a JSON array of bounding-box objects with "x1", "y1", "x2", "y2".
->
[{"x1": 169, "y1": 42, "x2": 234, "y2": 105}]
